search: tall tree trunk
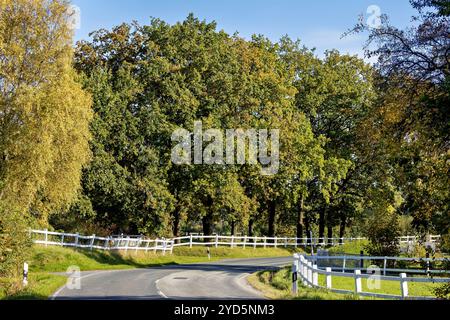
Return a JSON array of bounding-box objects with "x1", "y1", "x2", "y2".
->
[
  {"x1": 268, "y1": 200, "x2": 276, "y2": 239},
  {"x1": 202, "y1": 212, "x2": 213, "y2": 236},
  {"x1": 231, "y1": 220, "x2": 236, "y2": 236},
  {"x1": 327, "y1": 224, "x2": 333, "y2": 245},
  {"x1": 305, "y1": 214, "x2": 311, "y2": 244},
  {"x1": 339, "y1": 215, "x2": 347, "y2": 244},
  {"x1": 202, "y1": 196, "x2": 214, "y2": 238},
  {"x1": 248, "y1": 219, "x2": 254, "y2": 237},
  {"x1": 296, "y1": 196, "x2": 305, "y2": 244},
  {"x1": 319, "y1": 207, "x2": 326, "y2": 239},
  {"x1": 172, "y1": 207, "x2": 181, "y2": 243}
]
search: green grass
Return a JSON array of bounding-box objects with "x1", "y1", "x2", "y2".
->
[
  {"x1": 317, "y1": 274, "x2": 440, "y2": 297},
  {"x1": 328, "y1": 240, "x2": 369, "y2": 255},
  {"x1": 0, "y1": 273, "x2": 66, "y2": 300},
  {"x1": 28, "y1": 245, "x2": 295, "y2": 273},
  {"x1": 1, "y1": 245, "x2": 295, "y2": 300},
  {"x1": 248, "y1": 267, "x2": 442, "y2": 300},
  {"x1": 247, "y1": 268, "x2": 361, "y2": 300}
]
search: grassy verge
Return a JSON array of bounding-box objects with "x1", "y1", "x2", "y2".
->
[
  {"x1": 328, "y1": 240, "x2": 369, "y2": 255},
  {"x1": 0, "y1": 273, "x2": 66, "y2": 300},
  {"x1": 28, "y1": 245, "x2": 295, "y2": 272},
  {"x1": 247, "y1": 268, "x2": 360, "y2": 300},
  {"x1": 1, "y1": 245, "x2": 295, "y2": 300},
  {"x1": 316, "y1": 274, "x2": 439, "y2": 297},
  {"x1": 248, "y1": 267, "x2": 440, "y2": 300}
]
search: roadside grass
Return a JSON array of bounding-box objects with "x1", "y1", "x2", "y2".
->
[
  {"x1": 248, "y1": 267, "x2": 440, "y2": 300},
  {"x1": 1, "y1": 245, "x2": 295, "y2": 300},
  {"x1": 328, "y1": 240, "x2": 369, "y2": 255},
  {"x1": 0, "y1": 273, "x2": 66, "y2": 300},
  {"x1": 316, "y1": 274, "x2": 439, "y2": 297},
  {"x1": 29, "y1": 245, "x2": 296, "y2": 273},
  {"x1": 247, "y1": 268, "x2": 361, "y2": 300}
]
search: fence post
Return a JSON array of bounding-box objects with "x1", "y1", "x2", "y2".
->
[
  {"x1": 254, "y1": 237, "x2": 257, "y2": 249},
  {"x1": 243, "y1": 236, "x2": 247, "y2": 249},
  {"x1": 326, "y1": 267, "x2": 332, "y2": 289},
  {"x1": 23, "y1": 263, "x2": 28, "y2": 287},
  {"x1": 302, "y1": 258, "x2": 308, "y2": 285},
  {"x1": 313, "y1": 264, "x2": 319, "y2": 286},
  {"x1": 90, "y1": 234, "x2": 96, "y2": 251},
  {"x1": 307, "y1": 261, "x2": 313, "y2": 287},
  {"x1": 145, "y1": 240, "x2": 150, "y2": 252},
  {"x1": 354, "y1": 270, "x2": 362, "y2": 294},
  {"x1": 342, "y1": 257, "x2": 347, "y2": 273},
  {"x1": 383, "y1": 258, "x2": 387, "y2": 276},
  {"x1": 170, "y1": 240, "x2": 174, "y2": 255},
  {"x1": 284, "y1": 237, "x2": 288, "y2": 248},
  {"x1": 75, "y1": 233, "x2": 79, "y2": 247},
  {"x1": 264, "y1": 236, "x2": 267, "y2": 249},
  {"x1": 189, "y1": 235, "x2": 193, "y2": 248},
  {"x1": 215, "y1": 235, "x2": 219, "y2": 248},
  {"x1": 125, "y1": 237, "x2": 130, "y2": 253},
  {"x1": 274, "y1": 237, "x2": 278, "y2": 248},
  {"x1": 292, "y1": 254, "x2": 299, "y2": 295},
  {"x1": 61, "y1": 234, "x2": 65, "y2": 247},
  {"x1": 44, "y1": 229, "x2": 48, "y2": 247},
  {"x1": 231, "y1": 236, "x2": 234, "y2": 248},
  {"x1": 135, "y1": 239, "x2": 141, "y2": 253},
  {"x1": 163, "y1": 239, "x2": 167, "y2": 256},
  {"x1": 154, "y1": 239, "x2": 159, "y2": 253},
  {"x1": 400, "y1": 273, "x2": 409, "y2": 299}
]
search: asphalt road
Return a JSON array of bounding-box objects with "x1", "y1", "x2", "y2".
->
[{"x1": 52, "y1": 256, "x2": 292, "y2": 300}]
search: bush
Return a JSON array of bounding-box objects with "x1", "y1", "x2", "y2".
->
[
  {"x1": 434, "y1": 283, "x2": 450, "y2": 300},
  {"x1": 440, "y1": 232, "x2": 450, "y2": 254},
  {"x1": 0, "y1": 206, "x2": 32, "y2": 296},
  {"x1": 365, "y1": 210, "x2": 400, "y2": 257}
]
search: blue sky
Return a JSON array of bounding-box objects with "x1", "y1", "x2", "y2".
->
[{"x1": 72, "y1": 0, "x2": 417, "y2": 59}]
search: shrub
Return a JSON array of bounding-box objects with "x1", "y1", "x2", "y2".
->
[
  {"x1": 0, "y1": 206, "x2": 32, "y2": 296},
  {"x1": 434, "y1": 283, "x2": 450, "y2": 300},
  {"x1": 440, "y1": 232, "x2": 450, "y2": 254},
  {"x1": 364, "y1": 210, "x2": 400, "y2": 257}
]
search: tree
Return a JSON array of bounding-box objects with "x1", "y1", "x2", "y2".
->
[
  {"x1": 279, "y1": 37, "x2": 376, "y2": 240},
  {"x1": 349, "y1": 0, "x2": 449, "y2": 236},
  {"x1": 0, "y1": 0, "x2": 92, "y2": 221},
  {"x1": 0, "y1": 0, "x2": 92, "y2": 292}
]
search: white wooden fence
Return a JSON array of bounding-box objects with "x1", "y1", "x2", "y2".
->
[
  {"x1": 30, "y1": 229, "x2": 367, "y2": 253},
  {"x1": 309, "y1": 254, "x2": 450, "y2": 276},
  {"x1": 30, "y1": 229, "x2": 442, "y2": 255},
  {"x1": 292, "y1": 254, "x2": 450, "y2": 300},
  {"x1": 30, "y1": 229, "x2": 175, "y2": 255}
]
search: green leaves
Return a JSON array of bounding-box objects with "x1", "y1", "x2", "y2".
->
[{"x1": 0, "y1": 0, "x2": 93, "y2": 219}]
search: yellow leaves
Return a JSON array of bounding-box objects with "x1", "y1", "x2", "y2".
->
[{"x1": 0, "y1": 0, "x2": 93, "y2": 217}]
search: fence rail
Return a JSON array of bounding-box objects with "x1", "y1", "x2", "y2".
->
[
  {"x1": 30, "y1": 229, "x2": 369, "y2": 252},
  {"x1": 310, "y1": 255, "x2": 450, "y2": 276},
  {"x1": 30, "y1": 229, "x2": 175, "y2": 255},
  {"x1": 293, "y1": 254, "x2": 450, "y2": 300},
  {"x1": 30, "y1": 229, "x2": 442, "y2": 254}
]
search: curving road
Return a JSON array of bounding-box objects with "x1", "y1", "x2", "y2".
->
[{"x1": 52, "y1": 257, "x2": 292, "y2": 300}]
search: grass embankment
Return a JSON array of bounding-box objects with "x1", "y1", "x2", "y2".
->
[
  {"x1": 247, "y1": 268, "x2": 360, "y2": 300},
  {"x1": 248, "y1": 267, "x2": 440, "y2": 300},
  {"x1": 327, "y1": 240, "x2": 369, "y2": 255},
  {"x1": 1, "y1": 245, "x2": 294, "y2": 300}
]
